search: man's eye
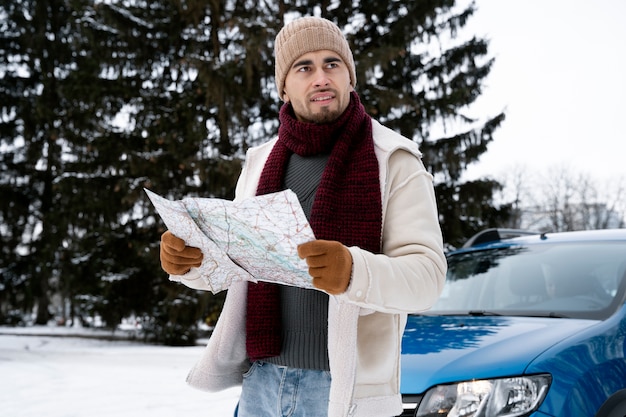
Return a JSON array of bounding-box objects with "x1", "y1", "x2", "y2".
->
[{"x1": 296, "y1": 67, "x2": 310, "y2": 72}]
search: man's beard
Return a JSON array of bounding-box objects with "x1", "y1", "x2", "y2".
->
[{"x1": 305, "y1": 106, "x2": 343, "y2": 124}]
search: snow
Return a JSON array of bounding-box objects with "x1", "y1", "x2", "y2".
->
[{"x1": 0, "y1": 327, "x2": 241, "y2": 417}]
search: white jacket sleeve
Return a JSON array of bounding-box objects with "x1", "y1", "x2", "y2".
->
[{"x1": 341, "y1": 149, "x2": 447, "y2": 313}]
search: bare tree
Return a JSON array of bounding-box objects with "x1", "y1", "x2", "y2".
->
[
  {"x1": 498, "y1": 165, "x2": 625, "y2": 232},
  {"x1": 492, "y1": 164, "x2": 530, "y2": 229}
]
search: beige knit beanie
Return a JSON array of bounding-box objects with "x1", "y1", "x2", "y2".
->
[{"x1": 274, "y1": 16, "x2": 356, "y2": 100}]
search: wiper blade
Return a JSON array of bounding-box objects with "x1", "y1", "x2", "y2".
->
[
  {"x1": 467, "y1": 310, "x2": 502, "y2": 316},
  {"x1": 523, "y1": 311, "x2": 571, "y2": 319}
]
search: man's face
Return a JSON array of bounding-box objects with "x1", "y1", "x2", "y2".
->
[{"x1": 282, "y1": 50, "x2": 353, "y2": 124}]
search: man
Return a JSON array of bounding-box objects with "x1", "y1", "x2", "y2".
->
[{"x1": 160, "y1": 16, "x2": 446, "y2": 417}]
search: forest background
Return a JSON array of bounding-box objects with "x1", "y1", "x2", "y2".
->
[{"x1": 0, "y1": 0, "x2": 622, "y2": 344}]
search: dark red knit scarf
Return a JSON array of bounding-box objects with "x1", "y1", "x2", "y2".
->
[{"x1": 246, "y1": 91, "x2": 383, "y2": 361}]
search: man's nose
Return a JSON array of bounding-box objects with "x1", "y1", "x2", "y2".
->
[{"x1": 312, "y1": 68, "x2": 330, "y2": 88}]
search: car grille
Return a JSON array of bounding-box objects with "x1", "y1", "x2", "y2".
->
[
  {"x1": 398, "y1": 394, "x2": 422, "y2": 417},
  {"x1": 397, "y1": 408, "x2": 416, "y2": 417}
]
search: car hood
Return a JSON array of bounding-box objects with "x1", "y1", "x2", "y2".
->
[{"x1": 401, "y1": 315, "x2": 597, "y2": 394}]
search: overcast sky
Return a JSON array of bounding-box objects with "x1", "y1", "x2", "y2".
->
[{"x1": 460, "y1": 0, "x2": 626, "y2": 183}]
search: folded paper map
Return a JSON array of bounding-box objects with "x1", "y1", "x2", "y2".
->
[{"x1": 145, "y1": 189, "x2": 315, "y2": 294}]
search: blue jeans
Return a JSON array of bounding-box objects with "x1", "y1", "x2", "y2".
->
[{"x1": 236, "y1": 361, "x2": 331, "y2": 417}]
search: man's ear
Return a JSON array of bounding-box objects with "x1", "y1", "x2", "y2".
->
[{"x1": 282, "y1": 92, "x2": 290, "y2": 103}]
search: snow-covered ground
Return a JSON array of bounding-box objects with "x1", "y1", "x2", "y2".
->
[{"x1": 0, "y1": 327, "x2": 240, "y2": 417}]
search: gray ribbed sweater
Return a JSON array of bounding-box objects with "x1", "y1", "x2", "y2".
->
[{"x1": 264, "y1": 152, "x2": 331, "y2": 371}]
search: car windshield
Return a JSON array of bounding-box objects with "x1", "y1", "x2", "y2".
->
[{"x1": 430, "y1": 241, "x2": 626, "y2": 320}]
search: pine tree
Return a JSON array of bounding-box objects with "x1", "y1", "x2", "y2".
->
[
  {"x1": 316, "y1": 0, "x2": 510, "y2": 247},
  {"x1": 88, "y1": 0, "x2": 282, "y2": 342},
  {"x1": 253, "y1": 0, "x2": 511, "y2": 246},
  {"x1": 0, "y1": 0, "x2": 110, "y2": 324},
  {"x1": 0, "y1": 0, "x2": 214, "y2": 333},
  {"x1": 1, "y1": 0, "x2": 510, "y2": 337}
]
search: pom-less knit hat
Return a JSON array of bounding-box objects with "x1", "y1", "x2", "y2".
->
[{"x1": 274, "y1": 16, "x2": 356, "y2": 100}]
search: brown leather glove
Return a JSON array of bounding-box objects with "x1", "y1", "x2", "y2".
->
[
  {"x1": 297, "y1": 240, "x2": 352, "y2": 295},
  {"x1": 160, "y1": 231, "x2": 203, "y2": 275}
]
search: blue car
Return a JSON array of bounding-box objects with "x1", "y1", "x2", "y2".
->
[{"x1": 399, "y1": 228, "x2": 626, "y2": 417}]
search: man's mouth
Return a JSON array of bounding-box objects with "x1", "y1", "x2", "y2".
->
[{"x1": 310, "y1": 93, "x2": 335, "y2": 102}]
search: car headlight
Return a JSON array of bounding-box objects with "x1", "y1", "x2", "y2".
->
[{"x1": 416, "y1": 374, "x2": 551, "y2": 417}]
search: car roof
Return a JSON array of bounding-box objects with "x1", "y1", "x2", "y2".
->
[{"x1": 453, "y1": 228, "x2": 626, "y2": 255}]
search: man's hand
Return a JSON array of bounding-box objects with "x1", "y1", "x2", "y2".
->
[
  {"x1": 160, "y1": 231, "x2": 203, "y2": 275},
  {"x1": 297, "y1": 240, "x2": 352, "y2": 295}
]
